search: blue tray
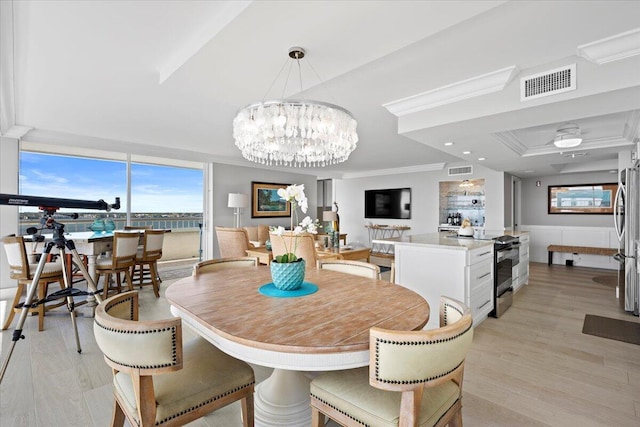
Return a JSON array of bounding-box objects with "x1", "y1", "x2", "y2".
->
[{"x1": 259, "y1": 282, "x2": 318, "y2": 298}]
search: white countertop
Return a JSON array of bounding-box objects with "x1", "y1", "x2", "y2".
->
[{"x1": 372, "y1": 232, "x2": 494, "y2": 251}]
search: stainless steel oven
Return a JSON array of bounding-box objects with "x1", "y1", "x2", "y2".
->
[{"x1": 491, "y1": 236, "x2": 519, "y2": 317}]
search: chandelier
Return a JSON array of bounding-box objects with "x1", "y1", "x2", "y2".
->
[{"x1": 233, "y1": 47, "x2": 358, "y2": 167}]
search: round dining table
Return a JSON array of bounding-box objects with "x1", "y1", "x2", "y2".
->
[{"x1": 165, "y1": 266, "x2": 430, "y2": 427}]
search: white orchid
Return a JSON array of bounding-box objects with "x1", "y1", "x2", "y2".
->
[{"x1": 274, "y1": 185, "x2": 318, "y2": 263}]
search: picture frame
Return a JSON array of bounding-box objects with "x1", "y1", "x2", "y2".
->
[
  {"x1": 548, "y1": 183, "x2": 617, "y2": 214},
  {"x1": 251, "y1": 181, "x2": 291, "y2": 218}
]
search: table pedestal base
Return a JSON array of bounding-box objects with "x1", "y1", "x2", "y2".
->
[{"x1": 254, "y1": 369, "x2": 311, "y2": 427}]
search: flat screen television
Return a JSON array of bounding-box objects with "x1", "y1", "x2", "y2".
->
[{"x1": 364, "y1": 188, "x2": 411, "y2": 219}]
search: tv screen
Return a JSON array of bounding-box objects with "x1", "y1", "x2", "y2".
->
[{"x1": 364, "y1": 188, "x2": 411, "y2": 219}]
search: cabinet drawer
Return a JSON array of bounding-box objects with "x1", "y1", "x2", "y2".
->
[
  {"x1": 467, "y1": 246, "x2": 493, "y2": 265},
  {"x1": 470, "y1": 281, "x2": 493, "y2": 318},
  {"x1": 519, "y1": 245, "x2": 529, "y2": 258},
  {"x1": 518, "y1": 235, "x2": 530, "y2": 244},
  {"x1": 467, "y1": 259, "x2": 492, "y2": 288}
]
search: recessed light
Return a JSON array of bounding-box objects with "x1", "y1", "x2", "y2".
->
[
  {"x1": 523, "y1": 170, "x2": 534, "y2": 173},
  {"x1": 444, "y1": 142, "x2": 454, "y2": 146},
  {"x1": 609, "y1": 169, "x2": 618, "y2": 174},
  {"x1": 478, "y1": 157, "x2": 485, "y2": 161},
  {"x1": 463, "y1": 151, "x2": 471, "y2": 155}
]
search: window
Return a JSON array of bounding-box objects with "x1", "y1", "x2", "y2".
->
[{"x1": 18, "y1": 151, "x2": 203, "y2": 234}]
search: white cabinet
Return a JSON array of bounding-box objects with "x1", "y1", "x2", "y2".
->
[
  {"x1": 395, "y1": 242, "x2": 494, "y2": 329},
  {"x1": 514, "y1": 234, "x2": 530, "y2": 292}
]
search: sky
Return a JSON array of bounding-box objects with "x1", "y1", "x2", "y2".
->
[{"x1": 19, "y1": 152, "x2": 203, "y2": 213}]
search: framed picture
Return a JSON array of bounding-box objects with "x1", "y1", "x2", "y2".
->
[
  {"x1": 251, "y1": 181, "x2": 291, "y2": 218},
  {"x1": 548, "y1": 183, "x2": 617, "y2": 214}
]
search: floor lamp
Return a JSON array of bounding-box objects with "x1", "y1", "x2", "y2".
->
[{"x1": 228, "y1": 193, "x2": 249, "y2": 228}]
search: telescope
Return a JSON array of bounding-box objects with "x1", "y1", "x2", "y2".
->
[{"x1": 0, "y1": 193, "x2": 120, "y2": 212}]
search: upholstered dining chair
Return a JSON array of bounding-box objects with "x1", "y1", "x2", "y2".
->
[
  {"x1": 192, "y1": 256, "x2": 258, "y2": 276},
  {"x1": 131, "y1": 229, "x2": 165, "y2": 297},
  {"x1": 2, "y1": 235, "x2": 66, "y2": 331},
  {"x1": 96, "y1": 232, "x2": 140, "y2": 299},
  {"x1": 93, "y1": 291, "x2": 255, "y2": 427},
  {"x1": 317, "y1": 259, "x2": 381, "y2": 279},
  {"x1": 215, "y1": 226, "x2": 255, "y2": 258},
  {"x1": 269, "y1": 232, "x2": 319, "y2": 267},
  {"x1": 310, "y1": 296, "x2": 474, "y2": 427}
]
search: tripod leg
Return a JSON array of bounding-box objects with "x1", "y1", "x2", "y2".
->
[
  {"x1": 58, "y1": 249, "x2": 82, "y2": 354},
  {"x1": 66, "y1": 244, "x2": 102, "y2": 305},
  {"x1": 0, "y1": 241, "x2": 55, "y2": 383}
]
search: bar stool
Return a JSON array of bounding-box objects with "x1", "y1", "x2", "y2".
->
[
  {"x1": 96, "y1": 232, "x2": 140, "y2": 299},
  {"x1": 2, "y1": 235, "x2": 66, "y2": 331},
  {"x1": 131, "y1": 229, "x2": 165, "y2": 297}
]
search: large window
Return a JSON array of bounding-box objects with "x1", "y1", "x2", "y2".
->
[{"x1": 18, "y1": 151, "x2": 203, "y2": 234}]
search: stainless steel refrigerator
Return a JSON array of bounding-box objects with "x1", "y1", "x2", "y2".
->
[{"x1": 614, "y1": 162, "x2": 640, "y2": 315}]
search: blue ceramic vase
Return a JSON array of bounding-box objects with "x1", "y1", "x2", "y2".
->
[{"x1": 270, "y1": 259, "x2": 305, "y2": 290}]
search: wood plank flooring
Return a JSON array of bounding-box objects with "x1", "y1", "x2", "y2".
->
[{"x1": 1, "y1": 262, "x2": 639, "y2": 426}]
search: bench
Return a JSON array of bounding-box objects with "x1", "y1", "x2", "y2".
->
[{"x1": 547, "y1": 245, "x2": 617, "y2": 265}]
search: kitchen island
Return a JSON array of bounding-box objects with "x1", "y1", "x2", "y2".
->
[{"x1": 373, "y1": 233, "x2": 494, "y2": 329}]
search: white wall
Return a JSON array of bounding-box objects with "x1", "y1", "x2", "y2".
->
[
  {"x1": 209, "y1": 163, "x2": 317, "y2": 258},
  {"x1": 0, "y1": 136, "x2": 19, "y2": 289},
  {"x1": 335, "y1": 163, "x2": 505, "y2": 247}
]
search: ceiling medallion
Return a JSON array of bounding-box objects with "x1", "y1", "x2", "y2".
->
[{"x1": 232, "y1": 47, "x2": 358, "y2": 167}]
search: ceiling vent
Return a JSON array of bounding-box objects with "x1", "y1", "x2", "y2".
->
[
  {"x1": 448, "y1": 165, "x2": 473, "y2": 176},
  {"x1": 520, "y1": 64, "x2": 576, "y2": 101}
]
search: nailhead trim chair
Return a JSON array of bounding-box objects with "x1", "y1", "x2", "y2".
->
[
  {"x1": 192, "y1": 256, "x2": 258, "y2": 276},
  {"x1": 96, "y1": 232, "x2": 140, "y2": 299},
  {"x1": 215, "y1": 226, "x2": 256, "y2": 258},
  {"x1": 2, "y1": 234, "x2": 66, "y2": 331},
  {"x1": 131, "y1": 229, "x2": 165, "y2": 297},
  {"x1": 317, "y1": 259, "x2": 381, "y2": 279},
  {"x1": 93, "y1": 291, "x2": 255, "y2": 427},
  {"x1": 310, "y1": 296, "x2": 473, "y2": 427}
]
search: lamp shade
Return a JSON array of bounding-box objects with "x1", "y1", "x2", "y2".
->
[
  {"x1": 323, "y1": 211, "x2": 338, "y2": 222},
  {"x1": 228, "y1": 193, "x2": 249, "y2": 208}
]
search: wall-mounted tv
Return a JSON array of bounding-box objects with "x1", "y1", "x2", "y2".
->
[{"x1": 364, "y1": 188, "x2": 411, "y2": 219}]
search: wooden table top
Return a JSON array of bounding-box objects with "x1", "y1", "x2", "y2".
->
[{"x1": 165, "y1": 267, "x2": 430, "y2": 355}]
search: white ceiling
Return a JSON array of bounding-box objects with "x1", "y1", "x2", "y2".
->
[{"x1": 4, "y1": 0, "x2": 640, "y2": 178}]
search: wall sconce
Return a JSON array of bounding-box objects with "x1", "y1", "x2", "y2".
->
[{"x1": 228, "y1": 193, "x2": 249, "y2": 228}]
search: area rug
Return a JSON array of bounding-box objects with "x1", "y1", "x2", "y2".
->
[
  {"x1": 592, "y1": 275, "x2": 620, "y2": 288},
  {"x1": 582, "y1": 314, "x2": 640, "y2": 345}
]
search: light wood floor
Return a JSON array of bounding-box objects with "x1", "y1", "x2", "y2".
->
[{"x1": 1, "y1": 262, "x2": 639, "y2": 426}]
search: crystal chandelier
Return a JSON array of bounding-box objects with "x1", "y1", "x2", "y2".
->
[{"x1": 233, "y1": 47, "x2": 358, "y2": 167}]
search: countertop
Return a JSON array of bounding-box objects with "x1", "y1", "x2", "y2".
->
[{"x1": 372, "y1": 233, "x2": 494, "y2": 251}]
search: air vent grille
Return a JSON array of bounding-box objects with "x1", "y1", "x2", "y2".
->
[
  {"x1": 521, "y1": 64, "x2": 576, "y2": 101},
  {"x1": 448, "y1": 166, "x2": 473, "y2": 176}
]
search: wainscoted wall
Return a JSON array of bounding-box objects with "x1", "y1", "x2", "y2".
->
[{"x1": 520, "y1": 225, "x2": 619, "y2": 270}]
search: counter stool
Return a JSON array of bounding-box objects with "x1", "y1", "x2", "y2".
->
[{"x1": 131, "y1": 229, "x2": 165, "y2": 297}]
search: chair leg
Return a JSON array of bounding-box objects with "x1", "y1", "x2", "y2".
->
[
  {"x1": 123, "y1": 269, "x2": 134, "y2": 292},
  {"x1": 149, "y1": 262, "x2": 160, "y2": 298},
  {"x1": 37, "y1": 281, "x2": 47, "y2": 331},
  {"x1": 311, "y1": 407, "x2": 325, "y2": 427},
  {"x1": 241, "y1": 393, "x2": 254, "y2": 427},
  {"x1": 110, "y1": 399, "x2": 126, "y2": 427},
  {"x1": 450, "y1": 408, "x2": 463, "y2": 427},
  {"x1": 2, "y1": 283, "x2": 24, "y2": 330}
]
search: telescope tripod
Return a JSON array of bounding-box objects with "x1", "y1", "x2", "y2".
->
[{"x1": 0, "y1": 230, "x2": 103, "y2": 383}]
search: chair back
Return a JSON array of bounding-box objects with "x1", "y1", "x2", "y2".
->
[
  {"x1": 124, "y1": 225, "x2": 152, "y2": 230},
  {"x1": 112, "y1": 232, "x2": 141, "y2": 269},
  {"x1": 94, "y1": 291, "x2": 183, "y2": 375},
  {"x1": 3, "y1": 235, "x2": 29, "y2": 280},
  {"x1": 269, "y1": 232, "x2": 318, "y2": 266},
  {"x1": 193, "y1": 257, "x2": 258, "y2": 276},
  {"x1": 317, "y1": 259, "x2": 380, "y2": 279},
  {"x1": 369, "y1": 296, "x2": 473, "y2": 393},
  {"x1": 140, "y1": 229, "x2": 164, "y2": 261},
  {"x1": 215, "y1": 226, "x2": 253, "y2": 258}
]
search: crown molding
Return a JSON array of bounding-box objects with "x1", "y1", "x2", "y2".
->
[
  {"x1": 383, "y1": 65, "x2": 519, "y2": 117},
  {"x1": 342, "y1": 163, "x2": 446, "y2": 179},
  {"x1": 492, "y1": 131, "x2": 528, "y2": 156},
  {"x1": 1, "y1": 125, "x2": 32, "y2": 140},
  {"x1": 577, "y1": 27, "x2": 640, "y2": 65}
]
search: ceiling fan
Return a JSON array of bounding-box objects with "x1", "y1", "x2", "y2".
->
[{"x1": 550, "y1": 122, "x2": 583, "y2": 148}]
